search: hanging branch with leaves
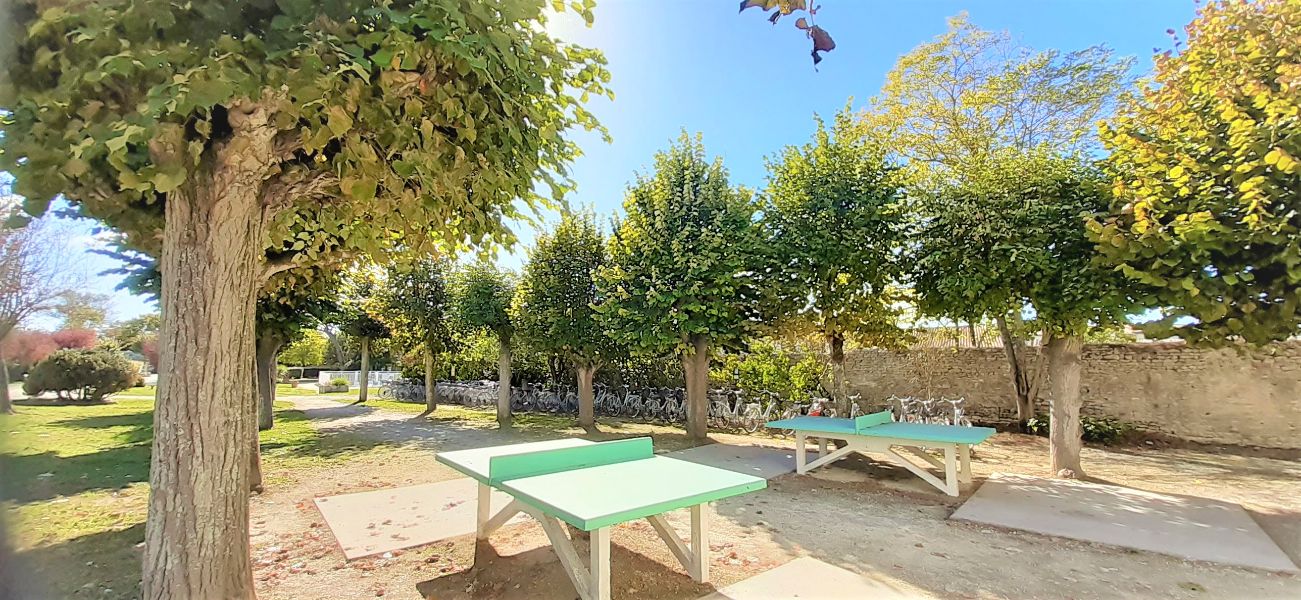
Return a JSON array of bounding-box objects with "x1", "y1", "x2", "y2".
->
[{"x1": 739, "y1": 0, "x2": 836, "y2": 66}]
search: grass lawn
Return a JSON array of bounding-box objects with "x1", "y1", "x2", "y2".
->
[{"x1": 0, "y1": 385, "x2": 379, "y2": 599}]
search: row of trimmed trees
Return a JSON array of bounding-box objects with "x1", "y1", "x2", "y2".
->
[{"x1": 0, "y1": 1, "x2": 1293, "y2": 596}]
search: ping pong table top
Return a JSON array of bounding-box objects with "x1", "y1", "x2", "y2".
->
[
  {"x1": 436, "y1": 438, "x2": 767, "y2": 531},
  {"x1": 765, "y1": 416, "x2": 995, "y2": 445}
]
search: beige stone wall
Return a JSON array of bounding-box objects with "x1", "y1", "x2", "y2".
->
[{"x1": 841, "y1": 342, "x2": 1301, "y2": 449}]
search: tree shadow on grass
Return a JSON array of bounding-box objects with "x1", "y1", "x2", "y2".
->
[
  {"x1": 1, "y1": 443, "x2": 151, "y2": 504},
  {"x1": 50, "y1": 412, "x2": 155, "y2": 446},
  {"x1": 12, "y1": 523, "x2": 144, "y2": 600}
]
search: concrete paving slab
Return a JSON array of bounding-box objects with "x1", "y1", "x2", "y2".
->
[
  {"x1": 698, "y1": 556, "x2": 935, "y2": 599},
  {"x1": 314, "y1": 478, "x2": 524, "y2": 560},
  {"x1": 951, "y1": 473, "x2": 1299, "y2": 573},
  {"x1": 666, "y1": 443, "x2": 799, "y2": 480}
]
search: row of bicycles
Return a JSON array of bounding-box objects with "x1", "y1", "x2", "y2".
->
[{"x1": 378, "y1": 379, "x2": 973, "y2": 431}]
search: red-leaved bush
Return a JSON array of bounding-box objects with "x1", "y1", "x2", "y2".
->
[
  {"x1": 1, "y1": 330, "x2": 60, "y2": 369},
  {"x1": 50, "y1": 328, "x2": 97, "y2": 350},
  {"x1": 140, "y1": 336, "x2": 160, "y2": 370}
]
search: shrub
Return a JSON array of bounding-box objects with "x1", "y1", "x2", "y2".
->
[
  {"x1": 710, "y1": 340, "x2": 826, "y2": 400},
  {"x1": 329, "y1": 377, "x2": 350, "y2": 387},
  {"x1": 1025, "y1": 414, "x2": 1130, "y2": 445},
  {"x1": 22, "y1": 349, "x2": 140, "y2": 402}
]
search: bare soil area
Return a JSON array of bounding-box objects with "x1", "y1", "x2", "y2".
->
[{"x1": 248, "y1": 398, "x2": 1300, "y2": 600}]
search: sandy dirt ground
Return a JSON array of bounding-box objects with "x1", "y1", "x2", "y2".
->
[{"x1": 250, "y1": 397, "x2": 1301, "y2": 600}]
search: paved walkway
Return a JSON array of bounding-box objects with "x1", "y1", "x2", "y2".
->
[{"x1": 285, "y1": 395, "x2": 514, "y2": 452}]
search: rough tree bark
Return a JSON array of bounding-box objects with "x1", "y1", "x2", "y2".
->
[
  {"x1": 0, "y1": 349, "x2": 13, "y2": 414},
  {"x1": 250, "y1": 371, "x2": 264, "y2": 494},
  {"x1": 1044, "y1": 332, "x2": 1085, "y2": 478},
  {"x1": 682, "y1": 334, "x2": 710, "y2": 441},
  {"x1": 357, "y1": 336, "x2": 370, "y2": 404},
  {"x1": 827, "y1": 332, "x2": 847, "y2": 414},
  {"x1": 255, "y1": 332, "x2": 283, "y2": 431},
  {"x1": 497, "y1": 340, "x2": 512, "y2": 428},
  {"x1": 576, "y1": 363, "x2": 597, "y2": 431},
  {"x1": 996, "y1": 315, "x2": 1041, "y2": 425},
  {"x1": 419, "y1": 347, "x2": 437, "y2": 417},
  {"x1": 142, "y1": 106, "x2": 273, "y2": 599}
]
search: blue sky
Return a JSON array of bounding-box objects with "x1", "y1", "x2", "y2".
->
[{"x1": 59, "y1": 0, "x2": 1198, "y2": 324}]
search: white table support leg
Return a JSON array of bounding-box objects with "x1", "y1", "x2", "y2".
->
[
  {"x1": 795, "y1": 434, "x2": 807, "y2": 474},
  {"x1": 817, "y1": 437, "x2": 829, "y2": 456},
  {"x1": 943, "y1": 444, "x2": 959, "y2": 496},
  {"x1": 589, "y1": 527, "x2": 611, "y2": 600},
  {"x1": 690, "y1": 503, "x2": 709, "y2": 582},
  {"x1": 476, "y1": 482, "x2": 491, "y2": 539},
  {"x1": 528, "y1": 505, "x2": 609, "y2": 600},
  {"x1": 647, "y1": 503, "x2": 711, "y2": 583},
  {"x1": 958, "y1": 443, "x2": 972, "y2": 483}
]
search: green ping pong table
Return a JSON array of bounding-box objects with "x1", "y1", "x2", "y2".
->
[
  {"x1": 766, "y1": 411, "x2": 996, "y2": 496},
  {"x1": 436, "y1": 437, "x2": 766, "y2": 600}
]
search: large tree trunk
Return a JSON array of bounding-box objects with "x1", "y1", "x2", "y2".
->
[
  {"x1": 250, "y1": 361, "x2": 264, "y2": 495},
  {"x1": 497, "y1": 339, "x2": 512, "y2": 428},
  {"x1": 576, "y1": 363, "x2": 597, "y2": 431},
  {"x1": 682, "y1": 334, "x2": 710, "y2": 442},
  {"x1": 143, "y1": 124, "x2": 269, "y2": 598},
  {"x1": 419, "y1": 347, "x2": 437, "y2": 417},
  {"x1": 996, "y1": 315, "x2": 1038, "y2": 425},
  {"x1": 827, "y1": 332, "x2": 847, "y2": 414},
  {"x1": 0, "y1": 349, "x2": 13, "y2": 415},
  {"x1": 357, "y1": 336, "x2": 371, "y2": 404},
  {"x1": 255, "y1": 332, "x2": 282, "y2": 431},
  {"x1": 1044, "y1": 332, "x2": 1085, "y2": 478}
]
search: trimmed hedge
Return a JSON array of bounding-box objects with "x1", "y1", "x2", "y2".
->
[{"x1": 22, "y1": 349, "x2": 141, "y2": 402}]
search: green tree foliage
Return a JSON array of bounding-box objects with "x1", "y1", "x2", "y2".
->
[
  {"x1": 451, "y1": 260, "x2": 515, "y2": 425},
  {"x1": 54, "y1": 291, "x2": 112, "y2": 331},
  {"x1": 515, "y1": 212, "x2": 611, "y2": 428},
  {"x1": 911, "y1": 150, "x2": 1132, "y2": 475},
  {"x1": 762, "y1": 104, "x2": 908, "y2": 409},
  {"x1": 867, "y1": 13, "x2": 1132, "y2": 183},
  {"x1": 278, "y1": 330, "x2": 329, "y2": 367},
  {"x1": 1091, "y1": 0, "x2": 1301, "y2": 345},
  {"x1": 710, "y1": 340, "x2": 825, "y2": 401},
  {"x1": 336, "y1": 267, "x2": 389, "y2": 404},
  {"x1": 256, "y1": 271, "x2": 339, "y2": 435},
  {"x1": 104, "y1": 313, "x2": 161, "y2": 352},
  {"x1": 453, "y1": 261, "x2": 515, "y2": 339},
  {"x1": 22, "y1": 348, "x2": 140, "y2": 402},
  {"x1": 868, "y1": 13, "x2": 1132, "y2": 434},
  {"x1": 0, "y1": 1, "x2": 608, "y2": 590},
  {"x1": 381, "y1": 258, "x2": 454, "y2": 415},
  {"x1": 598, "y1": 133, "x2": 764, "y2": 440}
]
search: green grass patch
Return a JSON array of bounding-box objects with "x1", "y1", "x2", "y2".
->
[{"x1": 1, "y1": 389, "x2": 387, "y2": 599}]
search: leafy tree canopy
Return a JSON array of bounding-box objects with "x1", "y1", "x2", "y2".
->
[
  {"x1": 451, "y1": 260, "x2": 515, "y2": 341},
  {"x1": 278, "y1": 329, "x2": 329, "y2": 366},
  {"x1": 866, "y1": 13, "x2": 1132, "y2": 185},
  {"x1": 381, "y1": 257, "x2": 455, "y2": 353},
  {"x1": 54, "y1": 291, "x2": 113, "y2": 331},
  {"x1": 0, "y1": 0, "x2": 611, "y2": 274},
  {"x1": 1091, "y1": 0, "x2": 1301, "y2": 345},
  {"x1": 597, "y1": 132, "x2": 764, "y2": 355},
  {"x1": 336, "y1": 267, "x2": 390, "y2": 340},
  {"x1": 912, "y1": 150, "x2": 1133, "y2": 336},
  {"x1": 514, "y1": 211, "x2": 610, "y2": 366},
  {"x1": 258, "y1": 268, "x2": 340, "y2": 343},
  {"x1": 762, "y1": 103, "x2": 908, "y2": 353}
]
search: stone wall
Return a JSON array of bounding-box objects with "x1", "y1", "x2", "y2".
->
[{"x1": 841, "y1": 341, "x2": 1301, "y2": 449}]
